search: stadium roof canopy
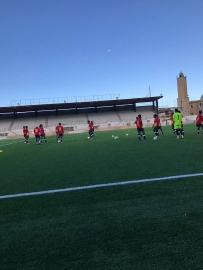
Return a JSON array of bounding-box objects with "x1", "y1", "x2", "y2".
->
[{"x1": 0, "y1": 96, "x2": 163, "y2": 114}]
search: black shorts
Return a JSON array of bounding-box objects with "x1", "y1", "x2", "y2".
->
[
  {"x1": 24, "y1": 134, "x2": 26, "y2": 138},
  {"x1": 137, "y1": 128, "x2": 144, "y2": 133},
  {"x1": 196, "y1": 124, "x2": 202, "y2": 128},
  {"x1": 58, "y1": 134, "x2": 63, "y2": 137},
  {"x1": 35, "y1": 135, "x2": 40, "y2": 139},
  {"x1": 157, "y1": 126, "x2": 162, "y2": 130}
]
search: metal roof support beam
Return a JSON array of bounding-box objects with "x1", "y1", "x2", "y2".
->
[{"x1": 155, "y1": 99, "x2": 158, "y2": 114}]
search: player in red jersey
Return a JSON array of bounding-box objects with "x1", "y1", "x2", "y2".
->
[
  {"x1": 58, "y1": 123, "x2": 64, "y2": 142},
  {"x1": 152, "y1": 114, "x2": 160, "y2": 139},
  {"x1": 91, "y1": 121, "x2": 94, "y2": 133},
  {"x1": 87, "y1": 120, "x2": 94, "y2": 138},
  {"x1": 135, "y1": 114, "x2": 146, "y2": 141},
  {"x1": 34, "y1": 126, "x2": 40, "y2": 145},
  {"x1": 39, "y1": 124, "x2": 47, "y2": 143},
  {"x1": 153, "y1": 114, "x2": 164, "y2": 138},
  {"x1": 170, "y1": 113, "x2": 176, "y2": 134},
  {"x1": 55, "y1": 125, "x2": 59, "y2": 142},
  {"x1": 23, "y1": 126, "x2": 27, "y2": 143},
  {"x1": 25, "y1": 126, "x2": 29, "y2": 144},
  {"x1": 196, "y1": 111, "x2": 203, "y2": 135}
]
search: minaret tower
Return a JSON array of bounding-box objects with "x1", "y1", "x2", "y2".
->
[{"x1": 177, "y1": 72, "x2": 190, "y2": 116}]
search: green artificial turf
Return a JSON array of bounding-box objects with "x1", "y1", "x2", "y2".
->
[{"x1": 1, "y1": 124, "x2": 203, "y2": 269}]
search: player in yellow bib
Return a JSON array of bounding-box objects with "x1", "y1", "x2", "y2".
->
[{"x1": 173, "y1": 108, "x2": 184, "y2": 139}]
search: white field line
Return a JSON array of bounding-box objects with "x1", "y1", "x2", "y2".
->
[{"x1": 1, "y1": 173, "x2": 203, "y2": 200}]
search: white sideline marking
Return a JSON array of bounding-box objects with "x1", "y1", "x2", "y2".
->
[{"x1": 1, "y1": 173, "x2": 203, "y2": 200}]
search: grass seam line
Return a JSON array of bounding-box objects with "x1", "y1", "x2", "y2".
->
[{"x1": 1, "y1": 173, "x2": 203, "y2": 200}]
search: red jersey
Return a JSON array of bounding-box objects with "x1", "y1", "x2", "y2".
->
[
  {"x1": 154, "y1": 117, "x2": 161, "y2": 127},
  {"x1": 23, "y1": 128, "x2": 26, "y2": 135},
  {"x1": 34, "y1": 127, "x2": 40, "y2": 136},
  {"x1": 58, "y1": 125, "x2": 64, "y2": 135},
  {"x1": 170, "y1": 117, "x2": 174, "y2": 124},
  {"x1": 135, "y1": 118, "x2": 143, "y2": 128},
  {"x1": 196, "y1": 114, "x2": 203, "y2": 125},
  {"x1": 39, "y1": 127, "x2": 45, "y2": 136},
  {"x1": 25, "y1": 128, "x2": 29, "y2": 136},
  {"x1": 88, "y1": 123, "x2": 93, "y2": 130}
]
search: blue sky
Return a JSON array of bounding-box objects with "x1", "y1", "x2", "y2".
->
[{"x1": 0, "y1": 0, "x2": 202, "y2": 107}]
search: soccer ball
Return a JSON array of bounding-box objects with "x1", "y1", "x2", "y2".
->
[
  {"x1": 126, "y1": 133, "x2": 129, "y2": 136},
  {"x1": 114, "y1": 136, "x2": 118, "y2": 139},
  {"x1": 58, "y1": 140, "x2": 60, "y2": 143},
  {"x1": 153, "y1": 136, "x2": 157, "y2": 140},
  {"x1": 87, "y1": 137, "x2": 90, "y2": 139},
  {"x1": 112, "y1": 135, "x2": 114, "y2": 138}
]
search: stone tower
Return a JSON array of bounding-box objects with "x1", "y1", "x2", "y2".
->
[{"x1": 177, "y1": 72, "x2": 190, "y2": 116}]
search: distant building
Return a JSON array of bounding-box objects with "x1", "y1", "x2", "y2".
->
[{"x1": 177, "y1": 72, "x2": 202, "y2": 115}]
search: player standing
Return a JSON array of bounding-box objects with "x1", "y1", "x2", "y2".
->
[
  {"x1": 91, "y1": 121, "x2": 94, "y2": 134},
  {"x1": 39, "y1": 124, "x2": 47, "y2": 143},
  {"x1": 23, "y1": 126, "x2": 27, "y2": 143},
  {"x1": 87, "y1": 120, "x2": 94, "y2": 139},
  {"x1": 25, "y1": 126, "x2": 29, "y2": 144},
  {"x1": 58, "y1": 123, "x2": 64, "y2": 142},
  {"x1": 34, "y1": 126, "x2": 40, "y2": 145},
  {"x1": 152, "y1": 114, "x2": 160, "y2": 139},
  {"x1": 55, "y1": 125, "x2": 59, "y2": 142},
  {"x1": 196, "y1": 111, "x2": 203, "y2": 136},
  {"x1": 135, "y1": 114, "x2": 146, "y2": 141},
  {"x1": 173, "y1": 109, "x2": 183, "y2": 139},
  {"x1": 170, "y1": 113, "x2": 176, "y2": 134}
]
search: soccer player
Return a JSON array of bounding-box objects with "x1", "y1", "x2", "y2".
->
[
  {"x1": 173, "y1": 109, "x2": 183, "y2": 139},
  {"x1": 152, "y1": 114, "x2": 160, "y2": 139},
  {"x1": 25, "y1": 126, "x2": 29, "y2": 144},
  {"x1": 135, "y1": 114, "x2": 146, "y2": 141},
  {"x1": 170, "y1": 113, "x2": 176, "y2": 134},
  {"x1": 34, "y1": 126, "x2": 40, "y2": 145},
  {"x1": 178, "y1": 110, "x2": 185, "y2": 136},
  {"x1": 58, "y1": 123, "x2": 64, "y2": 142},
  {"x1": 23, "y1": 126, "x2": 27, "y2": 143},
  {"x1": 55, "y1": 125, "x2": 59, "y2": 142},
  {"x1": 91, "y1": 121, "x2": 94, "y2": 133},
  {"x1": 196, "y1": 110, "x2": 203, "y2": 136},
  {"x1": 39, "y1": 124, "x2": 47, "y2": 143},
  {"x1": 87, "y1": 120, "x2": 94, "y2": 138}
]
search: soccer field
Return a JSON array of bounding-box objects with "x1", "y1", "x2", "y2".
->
[{"x1": 1, "y1": 124, "x2": 203, "y2": 270}]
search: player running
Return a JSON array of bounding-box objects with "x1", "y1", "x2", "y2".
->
[
  {"x1": 58, "y1": 123, "x2": 64, "y2": 142},
  {"x1": 196, "y1": 111, "x2": 203, "y2": 136},
  {"x1": 39, "y1": 124, "x2": 47, "y2": 143},
  {"x1": 173, "y1": 109, "x2": 183, "y2": 139},
  {"x1": 34, "y1": 126, "x2": 41, "y2": 145},
  {"x1": 135, "y1": 114, "x2": 146, "y2": 141}
]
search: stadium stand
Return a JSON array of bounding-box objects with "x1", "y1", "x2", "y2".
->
[{"x1": 0, "y1": 96, "x2": 165, "y2": 137}]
